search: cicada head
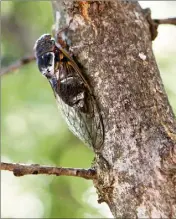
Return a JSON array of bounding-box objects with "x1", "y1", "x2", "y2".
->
[
  {"x1": 34, "y1": 34, "x2": 55, "y2": 57},
  {"x1": 34, "y1": 34, "x2": 56, "y2": 79}
]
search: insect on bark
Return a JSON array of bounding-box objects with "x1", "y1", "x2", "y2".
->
[{"x1": 34, "y1": 34, "x2": 104, "y2": 151}]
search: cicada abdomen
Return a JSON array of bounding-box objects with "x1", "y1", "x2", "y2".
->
[{"x1": 34, "y1": 34, "x2": 104, "y2": 151}]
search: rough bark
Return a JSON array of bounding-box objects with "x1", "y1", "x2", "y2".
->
[{"x1": 52, "y1": 1, "x2": 176, "y2": 218}]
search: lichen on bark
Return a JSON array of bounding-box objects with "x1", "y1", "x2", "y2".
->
[{"x1": 52, "y1": 1, "x2": 176, "y2": 218}]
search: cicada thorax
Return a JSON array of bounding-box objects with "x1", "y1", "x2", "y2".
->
[{"x1": 54, "y1": 49, "x2": 90, "y2": 114}]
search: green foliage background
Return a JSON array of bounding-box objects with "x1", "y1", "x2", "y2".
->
[{"x1": 1, "y1": 1, "x2": 176, "y2": 218}]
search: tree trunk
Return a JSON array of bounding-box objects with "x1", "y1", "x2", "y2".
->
[{"x1": 52, "y1": 1, "x2": 176, "y2": 218}]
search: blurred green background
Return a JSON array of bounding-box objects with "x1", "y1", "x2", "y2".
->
[{"x1": 1, "y1": 1, "x2": 176, "y2": 218}]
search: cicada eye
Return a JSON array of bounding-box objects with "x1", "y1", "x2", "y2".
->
[
  {"x1": 43, "y1": 52, "x2": 54, "y2": 66},
  {"x1": 37, "y1": 52, "x2": 55, "y2": 77}
]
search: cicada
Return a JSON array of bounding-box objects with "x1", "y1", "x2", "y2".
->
[{"x1": 34, "y1": 34, "x2": 104, "y2": 150}]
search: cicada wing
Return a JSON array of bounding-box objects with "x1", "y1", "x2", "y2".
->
[{"x1": 54, "y1": 58, "x2": 104, "y2": 150}]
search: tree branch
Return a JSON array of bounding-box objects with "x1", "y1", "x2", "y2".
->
[
  {"x1": 154, "y1": 17, "x2": 176, "y2": 25},
  {"x1": 0, "y1": 55, "x2": 36, "y2": 77},
  {"x1": 51, "y1": 1, "x2": 176, "y2": 217},
  {"x1": 0, "y1": 162, "x2": 97, "y2": 180}
]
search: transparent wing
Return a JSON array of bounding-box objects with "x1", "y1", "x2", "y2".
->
[{"x1": 54, "y1": 56, "x2": 104, "y2": 150}]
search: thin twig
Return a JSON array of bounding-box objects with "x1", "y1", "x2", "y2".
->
[
  {"x1": 153, "y1": 17, "x2": 176, "y2": 26},
  {"x1": 0, "y1": 162, "x2": 97, "y2": 180},
  {"x1": 143, "y1": 8, "x2": 176, "y2": 41},
  {"x1": 0, "y1": 56, "x2": 36, "y2": 77}
]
